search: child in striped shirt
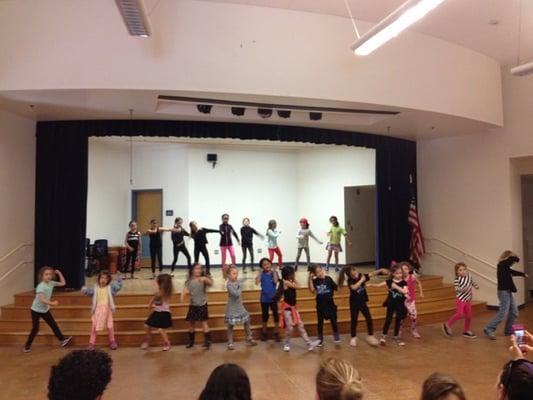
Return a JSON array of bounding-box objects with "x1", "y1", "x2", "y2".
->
[{"x1": 442, "y1": 262, "x2": 479, "y2": 338}]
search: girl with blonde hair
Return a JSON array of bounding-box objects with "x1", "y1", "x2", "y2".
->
[{"x1": 316, "y1": 357, "x2": 365, "y2": 400}]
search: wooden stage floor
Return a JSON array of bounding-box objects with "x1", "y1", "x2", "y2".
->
[{"x1": 2, "y1": 293, "x2": 531, "y2": 399}]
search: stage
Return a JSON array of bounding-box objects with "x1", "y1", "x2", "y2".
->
[{"x1": 2, "y1": 305, "x2": 531, "y2": 400}]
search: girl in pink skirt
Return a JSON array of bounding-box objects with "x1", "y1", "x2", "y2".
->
[{"x1": 82, "y1": 271, "x2": 123, "y2": 350}]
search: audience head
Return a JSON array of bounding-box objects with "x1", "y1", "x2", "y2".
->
[
  {"x1": 199, "y1": 363, "x2": 251, "y2": 400},
  {"x1": 156, "y1": 273, "x2": 174, "y2": 300},
  {"x1": 48, "y1": 349, "x2": 112, "y2": 400},
  {"x1": 497, "y1": 359, "x2": 533, "y2": 400},
  {"x1": 259, "y1": 257, "x2": 272, "y2": 272},
  {"x1": 329, "y1": 216, "x2": 339, "y2": 226},
  {"x1": 454, "y1": 262, "x2": 468, "y2": 278},
  {"x1": 316, "y1": 357, "x2": 365, "y2": 400},
  {"x1": 420, "y1": 372, "x2": 466, "y2": 400},
  {"x1": 97, "y1": 271, "x2": 112, "y2": 287}
]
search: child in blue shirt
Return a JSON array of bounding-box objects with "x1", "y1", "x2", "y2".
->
[{"x1": 255, "y1": 258, "x2": 280, "y2": 341}]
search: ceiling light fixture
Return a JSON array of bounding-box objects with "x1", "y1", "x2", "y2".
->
[
  {"x1": 115, "y1": 0, "x2": 152, "y2": 37},
  {"x1": 351, "y1": 0, "x2": 446, "y2": 56}
]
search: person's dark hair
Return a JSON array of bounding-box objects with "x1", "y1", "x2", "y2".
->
[
  {"x1": 329, "y1": 215, "x2": 339, "y2": 226},
  {"x1": 96, "y1": 271, "x2": 112, "y2": 287},
  {"x1": 189, "y1": 221, "x2": 198, "y2": 234},
  {"x1": 38, "y1": 266, "x2": 55, "y2": 282},
  {"x1": 48, "y1": 349, "x2": 112, "y2": 400},
  {"x1": 221, "y1": 213, "x2": 229, "y2": 220},
  {"x1": 420, "y1": 372, "x2": 466, "y2": 400},
  {"x1": 128, "y1": 220, "x2": 136, "y2": 226},
  {"x1": 156, "y1": 273, "x2": 174, "y2": 301},
  {"x1": 150, "y1": 218, "x2": 157, "y2": 224},
  {"x1": 259, "y1": 257, "x2": 271, "y2": 270},
  {"x1": 198, "y1": 363, "x2": 251, "y2": 400},
  {"x1": 499, "y1": 359, "x2": 533, "y2": 400},
  {"x1": 275, "y1": 266, "x2": 295, "y2": 300},
  {"x1": 174, "y1": 217, "x2": 183, "y2": 224},
  {"x1": 338, "y1": 265, "x2": 357, "y2": 287},
  {"x1": 187, "y1": 262, "x2": 205, "y2": 282}
]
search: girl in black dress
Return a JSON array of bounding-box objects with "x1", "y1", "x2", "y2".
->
[
  {"x1": 146, "y1": 219, "x2": 172, "y2": 279},
  {"x1": 171, "y1": 217, "x2": 191, "y2": 274},
  {"x1": 368, "y1": 264, "x2": 408, "y2": 346},
  {"x1": 122, "y1": 220, "x2": 141, "y2": 279},
  {"x1": 189, "y1": 221, "x2": 220, "y2": 275},
  {"x1": 141, "y1": 273, "x2": 174, "y2": 351}
]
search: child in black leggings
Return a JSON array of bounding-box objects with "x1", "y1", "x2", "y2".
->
[
  {"x1": 171, "y1": 217, "x2": 191, "y2": 274},
  {"x1": 123, "y1": 220, "x2": 141, "y2": 279},
  {"x1": 189, "y1": 221, "x2": 219, "y2": 275},
  {"x1": 308, "y1": 265, "x2": 340, "y2": 346},
  {"x1": 339, "y1": 265, "x2": 389, "y2": 347},
  {"x1": 146, "y1": 219, "x2": 171, "y2": 279},
  {"x1": 369, "y1": 264, "x2": 408, "y2": 346},
  {"x1": 255, "y1": 258, "x2": 280, "y2": 341}
]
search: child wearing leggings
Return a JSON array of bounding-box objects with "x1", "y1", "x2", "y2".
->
[
  {"x1": 266, "y1": 219, "x2": 283, "y2": 268},
  {"x1": 240, "y1": 217, "x2": 263, "y2": 272},
  {"x1": 171, "y1": 217, "x2": 191, "y2": 274},
  {"x1": 189, "y1": 221, "x2": 219, "y2": 275},
  {"x1": 308, "y1": 265, "x2": 340, "y2": 346},
  {"x1": 255, "y1": 258, "x2": 280, "y2": 341},
  {"x1": 219, "y1": 213, "x2": 240, "y2": 270},
  {"x1": 122, "y1": 220, "x2": 141, "y2": 279},
  {"x1": 146, "y1": 219, "x2": 171, "y2": 279}
]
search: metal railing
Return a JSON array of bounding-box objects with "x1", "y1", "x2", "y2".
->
[
  {"x1": 0, "y1": 242, "x2": 32, "y2": 265},
  {"x1": 424, "y1": 251, "x2": 497, "y2": 284},
  {"x1": 425, "y1": 238, "x2": 497, "y2": 270},
  {"x1": 0, "y1": 242, "x2": 33, "y2": 283}
]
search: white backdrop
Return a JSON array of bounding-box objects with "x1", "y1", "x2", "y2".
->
[{"x1": 87, "y1": 138, "x2": 375, "y2": 265}]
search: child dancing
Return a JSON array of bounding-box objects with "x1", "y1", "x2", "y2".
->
[
  {"x1": 225, "y1": 266, "x2": 257, "y2": 350},
  {"x1": 181, "y1": 263, "x2": 213, "y2": 348},
  {"x1": 171, "y1": 217, "x2": 191, "y2": 274},
  {"x1": 369, "y1": 264, "x2": 408, "y2": 346},
  {"x1": 308, "y1": 265, "x2": 340, "y2": 346},
  {"x1": 266, "y1": 219, "x2": 283, "y2": 268},
  {"x1": 219, "y1": 213, "x2": 240, "y2": 270},
  {"x1": 24, "y1": 267, "x2": 72, "y2": 352},
  {"x1": 338, "y1": 266, "x2": 388, "y2": 347},
  {"x1": 146, "y1": 219, "x2": 172, "y2": 279},
  {"x1": 295, "y1": 217, "x2": 323, "y2": 271},
  {"x1": 255, "y1": 258, "x2": 280, "y2": 341},
  {"x1": 442, "y1": 262, "x2": 479, "y2": 338},
  {"x1": 277, "y1": 266, "x2": 321, "y2": 352},
  {"x1": 326, "y1": 216, "x2": 350, "y2": 272},
  {"x1": 189, "y1": 221, "x2": 220, "y2": 275},
  {"x1": 82, "y1": 271, "x2": 123, "y2": 350},
  {"x1": 123, "y1": 220, "x2": 141, "y2": 279},
  {"x1": 142, "y1": 273, "x2": 174, "y2": 351},
  {"x1": 400, "y1": 261, "x2": 424, "y2": 338},
  {"x1": 240, "y1": 217, "x2": 263, "y2": 273}
]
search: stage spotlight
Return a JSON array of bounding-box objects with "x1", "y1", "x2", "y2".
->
[
  {"x1": 231, "y1": 107, "x2": 245, "y2": 116},
  {"x1": 277, "y1": 110, "x2": 291, "y2": 119},
  {"x1": 258, "y1": 108, "x2": 273, "y2": 119},
  {"x1": 197, "y1": 104, "x2": 212, "y2": 114},
  {"x1": 309, "y1": 112, "x2": 322, "y2": 121}
]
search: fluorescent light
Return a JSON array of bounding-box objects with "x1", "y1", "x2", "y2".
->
[
  {"x1": 115, "y1": 0, "x2": 152, "y2": 37},
  {"x1": 352, "y1": 0, "x2": 445, "y2": 56}
]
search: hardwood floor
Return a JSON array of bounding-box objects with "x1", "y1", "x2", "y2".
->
[{"x1": 1, "y1": 305, "x2": 532, "y2": 400}]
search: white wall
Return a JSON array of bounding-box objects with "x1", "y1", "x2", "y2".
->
[
  {"x1": 0, "y1": 109, "x2": 35, "y2": 307},
  {"x1": 418, "y1": 68, "x2": 533, "y2": 306},
  {"x1": 87, "y1": 139, "x2": 375, "y2": 266},
  {"x1": 0, "y1": 0, "x2": 502, "y2": 126}
]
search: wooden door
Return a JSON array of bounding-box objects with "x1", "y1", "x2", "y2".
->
[
  {"x1": 344, "y1": 185, "x2": 376, "y2": 266},
  {"x1": 132, "y1": 190, "x2": 163, "y2": 268}
]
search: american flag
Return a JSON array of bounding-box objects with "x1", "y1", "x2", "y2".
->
[{"x1": 408, "y1": 195, "x2": 425, "y2": 266}]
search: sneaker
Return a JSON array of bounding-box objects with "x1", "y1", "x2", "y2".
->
[
  {"x1": 246, "y1": 338, "x2": 258, "y2": 347},
  {"x1": 22, "y1": 346, "x2": 31, "y2": 353},
  {"x1": 140, "y1": 341, "x2": 149, "y2": 350},
  {"x1": 349, "y1": 337, "x2": 358, "y2": 347},
  {"x1": 463, "y1": 331, "x2": 477, "y2": 339},
  {"x1": 442, "y1": 323, "x2": 452, "y2": 337},
  {"x1": 393, "y1": 336, "x2": 405, "y2": 346},
  {"x1": 163, "y1": 342, "x2": 171, "y2": 351},
  {"x1": 283, "y1": 344, "x2": 291, "y2": 352},
  {"x1": 87, "y1": 343, "x2": 95, "y2": 351},
  {"x1": 307, "y1": 339, "x2": 321, "y2": 351},
  {"x1": 227, "y1": 342, "x2": 235, "y2": 350},
  {"x1": 412, "y1": 330, "x2": 421, "y2": 339},
  {"x1": 333, "y1": 333, "x2": 341, "y2": 344},
  {"x1": 260, "y1": 332, "x2": 267, "y2": 342},
  {"x1": 317, "y1": 337, "x2": 324, "y2": 347},
  {"x1": 379, "y1": 335, "x2": 387, "y2": 346},
  {"x1": 483, "y1": 328, "x2": 497, "y2": 341},
  {"x1": 109, "y1": 341, "x2": 118, "y2": 350},
  {"x1": 366, "y1": 335, "x2": 379, "y2": 347},
  {"x1": 60, "y1": 336, "x2": 72, "y2": 347}
]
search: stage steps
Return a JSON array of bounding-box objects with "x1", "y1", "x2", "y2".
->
[{"x1": 0, "y1": 275, "x2": 487, "y2": 346}]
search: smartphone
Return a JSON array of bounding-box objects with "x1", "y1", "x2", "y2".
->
[{"x1": 512, "y1": 324, "x2": 526, "y2": 347}]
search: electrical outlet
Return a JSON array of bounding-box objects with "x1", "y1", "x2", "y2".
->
[
  {"x1": 257, "y1": 248, "x2": 262, "y2": 254},
  {"x1": 214, "y1": 249, "x2": 219, "y2": 255}
]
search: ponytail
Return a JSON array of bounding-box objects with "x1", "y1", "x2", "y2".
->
[
  {"x1": 316, "y1": 358, "x2": 365, "y2": 400},
  {"x1": 338, "y1": 266, "x2": 351, "y2": 287}
]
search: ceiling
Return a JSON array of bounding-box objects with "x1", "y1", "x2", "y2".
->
[{"x1": 196, "y1": 0, "x2": 533, "y2": 65}]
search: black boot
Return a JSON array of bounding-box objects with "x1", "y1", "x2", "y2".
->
[
  {"x1": 186, "y1": 331, "x2": 195, "y2": 348},
  {"x1": 203, "y1": 332, "x2": 212, "y2": 349}
]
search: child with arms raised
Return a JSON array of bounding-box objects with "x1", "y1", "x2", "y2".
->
[{"x1": 82, "y1": 271, "x2": 123, "y2": 350}]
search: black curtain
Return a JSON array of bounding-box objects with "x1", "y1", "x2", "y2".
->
[
  {"x1": 35, "y1": 123, "x2": 88, "y2": 288},
  {"x1": 36, "y1": 120, "x2": 416, "y2": 287}
]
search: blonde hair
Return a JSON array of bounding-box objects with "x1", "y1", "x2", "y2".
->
[
  {"x1": 316, "y1": 358, "x2": 365, "y2": 400},
  {"x1": 498, "y1": 250, "x2": 517, "y2": 263}
]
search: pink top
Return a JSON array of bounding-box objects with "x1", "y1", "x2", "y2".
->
[
  {"x1": 154, "y1": 300, "x2": 170, "y2": 313},
  {"x1": 406, "y1": 274, "x2": 416, "y2": 302}
]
